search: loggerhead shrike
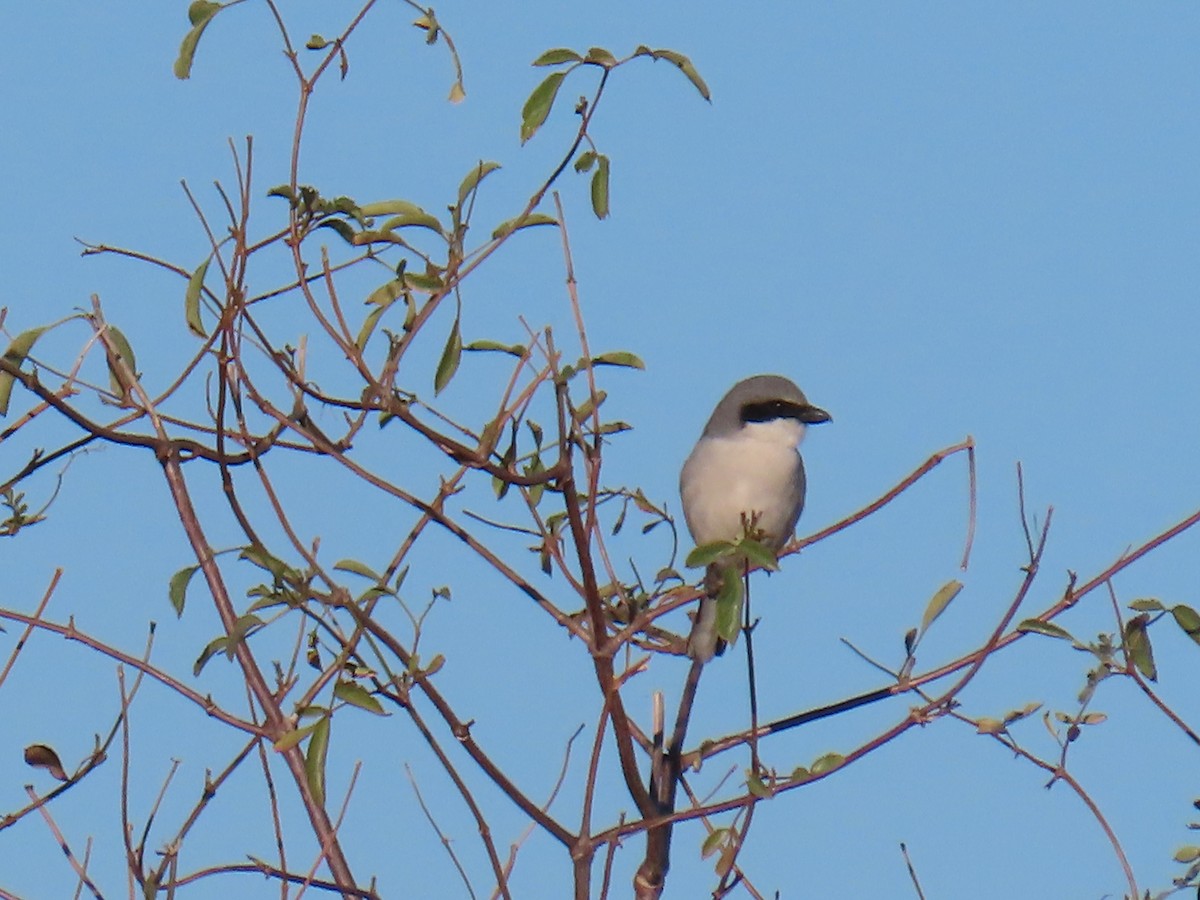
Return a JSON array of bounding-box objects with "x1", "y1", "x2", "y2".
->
[{"x1": 679, "y1": 374, "x2": 831, "y2": 663}]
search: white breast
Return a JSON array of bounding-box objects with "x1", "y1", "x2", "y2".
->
[{"x1": 679, "y1": 422, "x2": 807, "y2": 548}]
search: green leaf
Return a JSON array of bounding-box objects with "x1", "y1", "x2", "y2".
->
[
  {"x1": 333, "y1": 679, "x2": 387, "y2": 716},
  {"x1": 809, "y1": 752, "x2": 845, "y2": 775},
  {"x1": 737, "y1": 537, "x2": 779, "y2": 572},
  {"x1": 520, "y1": 71, "x2": 567, "y2": 144},
  {"x1": 1128, "y1": 597, "x2": 1164, "y2": 612},
  {"x1": 305, "y1": 34, "x2": 329, "y2": 50},
  {"x1": 685, "y1": 541, "x2": 735, "y2": 569},
  {"x1": 1124, "y1": 614, "x2": 1157, "y2": 680},
  {"x1": 713, "y1": 568, "x2": 744, "y2": 643},
  {"x1": 583, "y1": 47, "x2": 617, "y2": 66},
  {"x1": 643, "y1": 47, "x2": 711, "y2": 101},
  {"x1": 305, "y1": 715, "x2": 330, "y2": 808},
  {"x1": 356, "y1": 306, "x2": 388, "y2": 352},
  {"x1": 1016, "y1": 619, "x2": 1075, "y2": 642},
  {"x1": 920, "y1": 579, "x2": 963, "y2": 636},
  {"x1": 573, "y1": 389, "x2": 607, "y2": 422},
  {"x1": 362, "y1": 200, "x2": 443, "y2": 231},
  {"x1": 316, "y1": 219, "x2": 357, "y2": 244},
  {"x1": 168, "y1": 565, "x2": 201, "y2": 618},
  {"x1": 532, "y1": 48, "x2": 582, "y2": 66},
  {"x1": 0, "y1": 326, "x2": 48, "y2": 416},
  {"x1": 592, "y1": 350, "x2": 644, "y2": 369},
  {"x1": 492, "y1": 212, "x2": 558, "y2": 240},
  {"x1": 1174, "y1": 845, "x2": 1200, "y2": 864},
  {"x1": 434, "y1": 314, "x2": 462, "y2": 395},
  {"x1": 184, "y1": 258, "x2": 210, "y2": 338},
  {"x1": 1171, "y1": 604, "x2": 1200, "y2": 646},
  {"x1": 574, "y1": 150, "x2": 597, "y2": 173},
  {"x1": 1002, "y1": 702, "x2": 1043, "y2": 725},
  {"x1": 457, "y1": 161, "x2": 502, "y2": 208},
  {"x1": 746, "y1": 770, "x2": 773, "y2": 798},
  {"x1": 334, "y1": 559, "x2": 380, "y2": 581},
  {"x1": 104, "y1": 326, "x2": 138, "y2": 397},
  {"x1": 365, "y1": 279, "x2": 406, "y2": 307},
  {"x1": 590, "y1": 154, "x2": 610, "y2": 219},
  {"x1": 464, "y1": 339, "x2": 526, "y2": 357},
  {"x1": 224, "y1": 614, "x2": 264, "y2": 660},
  {"x1": 240, "y1": 545, "x2": 296, "y2": 581},
  {"x1": 403, "y1": 271, "x2": 445, "y2": 293},
  {"x1": 700, "y1": 827, "x2": 729, "y2": 859},
  {"x1": 273, "y1": 721, "x2": 317, "y2": 752},
  {"x1": 174, "y1": 1, "x2": 222, "y2": 80},
  {"x1": 193, "y1": 635, "x2": 227, "y2": 677}
]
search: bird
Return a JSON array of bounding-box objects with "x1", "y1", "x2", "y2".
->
[{"x1": 679, "y1": 374, "x2": 831, "y2": 663}]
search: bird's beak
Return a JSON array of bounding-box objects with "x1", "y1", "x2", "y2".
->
[{"x1": 799, "y1": 404, "x2": 832, "y2": 425}]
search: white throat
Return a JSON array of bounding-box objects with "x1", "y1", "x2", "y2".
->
[{"x1": 739, "y1": 418, "x2": 807, "y2": 449}]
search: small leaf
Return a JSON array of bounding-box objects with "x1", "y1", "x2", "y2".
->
[
  {"x1": 713, "y1": 568, "x2": 744, "y2": 643},
  {"x1": 1172, "y1": 604, "x2": 1200, "y2": 646},
  {"x1": 362, "y1": 198, "x2": 440, "y2": 222},
  {"x1": 273, "y1": 721, "x2": 317, "y2": 752},
  {"x1": 1128, "y1": 597, "x2": 1164, "y2": 612},
  {"x1": 1174, "y1": 845, "x2": 1200, "y2": 864},
  {"x1": 104, "y1": 326, "x2": 138, "y2": 397},
  {"x1": 520, "y1": 71, "x2": 567, "y2": 144},
  {"x1": 434, "y1": 315, "x2": 462, "y2": 395},
  {"x1": 920, "y1": 579, "x2": 963, "y2": 636},
  {"x1": 0, "y1": 326, "x2": 48, "y2": 416},
  {"x1": 168, "y1": 565, "x2": 201, "y2": 618},
  {"x1": 240, "y1": 545, "x2": 296, "y2": 581},
  {"x1": 1124, "y1": 614, "x2": 1157, "y2": 680},
  {"x1": 305, "y1": 34, "x2": 328, "y2": 50},
  {"x1": 305, "y1": 715, "x2": 330, "y2": 808},
  {"x1": 592, "y1": 350, "x2": 644, "y2": 369},
  {"x1": 316, "y1": 219, "x2": 357, "y2": 244},
  {"x1": 1003, "y1": 702, "x2": 1043, "y2": 724},
  {"x1": 333, "y1": 679, "x2": 387, "y2": 716},
  {"x1": 590, "y1": 154, "x2": 610, "y2": 219},
  {"x1": 174, "y1": 1, "x2": 222, "y2": 80},
  {"x1": 644, "y1": 48, "x2": 711, "y2": 101},
  {"x1": 184, "y1": 258, "x2": 210, "y2": 338},
  {"x1": 457, "y1": 161, "x2": 502, "y2": 208},
  {"x1": 24, "y1": 744, "x2": 68, "y2": 781},
  {"x1": 685, "y1": 541, "x2": 735, "y2": 569},
  {"x1": 809, "y1": 752, "x2": 845, "y2": 775},
  {"x1": 573, "y1": 389, "x2": 607, "y2": 422},
  {"x1": 448, "y1": 80, "x2": 466, "y2": 104},
  {"x1": 403, "y1": 271, "x2": 445, "y2": 293},
  {"x1": 334, "y1": 559, "x2": 381, "y2": 581},
  {"x1": 532, "y1": 48, "x2": 582, "y2": 66},
  {"x1": 574, "y1": 150, "x2": 597, "y2": 173},
  {"x1": 1016, "y1": 619, "x2": 1075, "y2": 641},
  {"x1": 737, "y1": 537, "x2": 779, "y2": 572},
  {"x1": 746, "y1": 770, "x2": 773, "y2": 798},
  {"x1": 193, "y1": 635, "x2": 227, "y2": 676},
  {"x1": 464, "y1": 339, "x2": 526, "y2": 357},
  {"x1": 583, "y1": 47, "x2": 617, "y2": 66},
  {"x1": 492, "y1": 212, "x2": 558, "y2": 240},
  {"x1": 224, "y1": 614, "x2": 264, "y2": 660},
  {"x1": 700, "y1": 827, "x2": 729, "y2": 859},
  {"x1": 975, "y1": 717, "x2": 1006, "y2": 735}
]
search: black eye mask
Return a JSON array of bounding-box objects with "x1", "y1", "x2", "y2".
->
[{"x1": 739, "y1": 399, "x2": 832, "y2": 426}]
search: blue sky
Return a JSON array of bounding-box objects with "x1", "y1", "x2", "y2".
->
[{"x1": 2, "y1": 2, "x2": 1200, "y2": 898}]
